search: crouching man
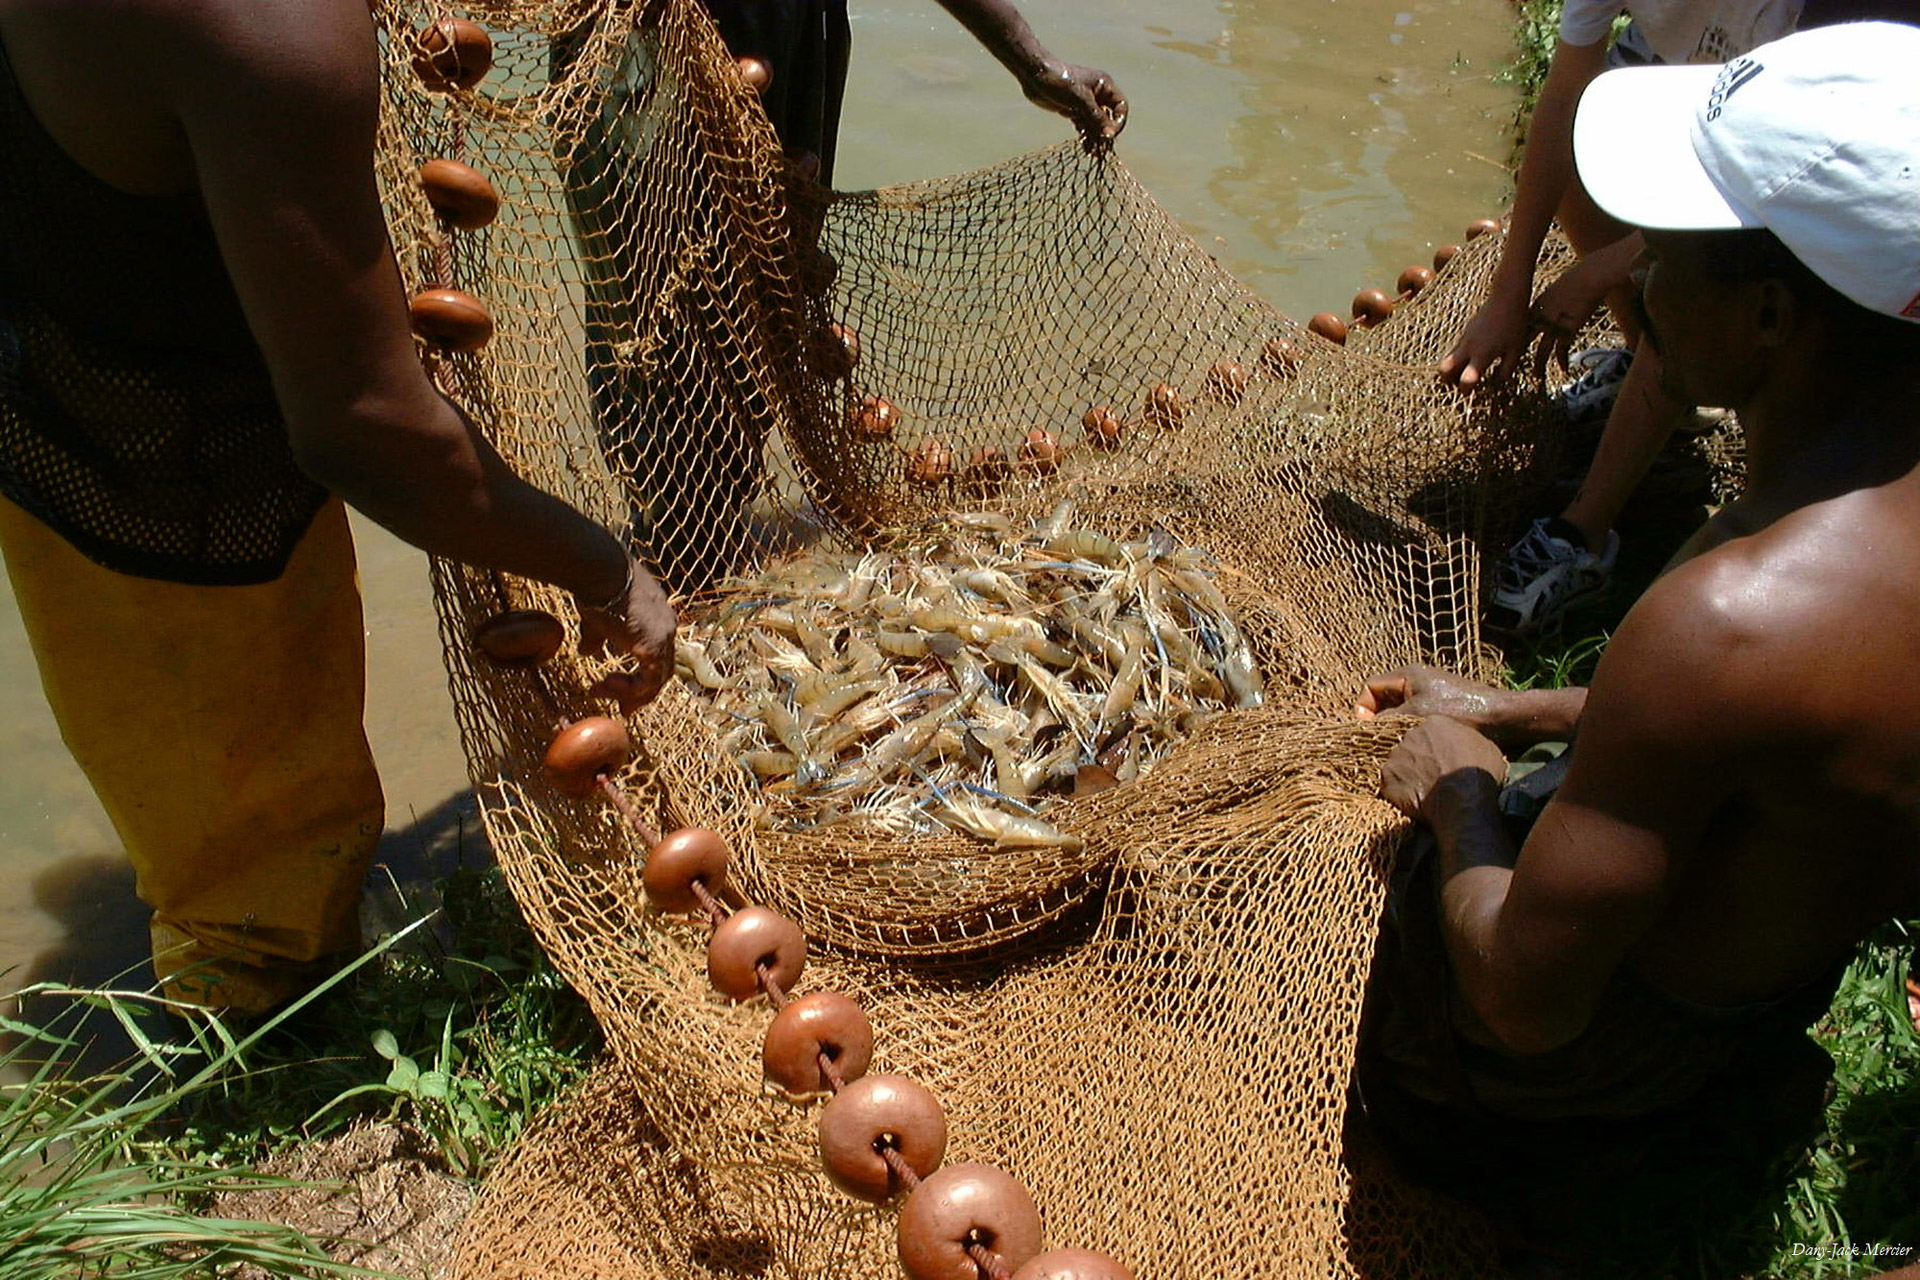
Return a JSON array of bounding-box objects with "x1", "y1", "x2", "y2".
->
[{"x1": 1352, "y1": 20, "x2": 1920, "y2": 1259}]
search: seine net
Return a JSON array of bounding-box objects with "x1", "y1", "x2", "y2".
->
[{"x1": 370, "y1": 1, "x2": 1576, "y2": 1275}]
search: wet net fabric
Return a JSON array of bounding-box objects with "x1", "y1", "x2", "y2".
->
[{"x1": 369, "y1": 2, "x2": 1577, "y2": 1275}]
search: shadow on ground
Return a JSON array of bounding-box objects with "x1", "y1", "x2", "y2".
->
[{"x1": 3, "y1": 787, "x2": 487, "y2": 1074}]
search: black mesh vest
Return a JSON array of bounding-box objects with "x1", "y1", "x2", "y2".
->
[{"x1": 0, "y1": 39, "x2": 327, "y2": 585}]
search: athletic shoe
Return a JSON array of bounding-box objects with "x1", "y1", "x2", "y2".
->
[
  {"x1": 1555, "y1": 347, "x2": 1633, "y2": 423},
  {"x1": 1487, "y1": 517, "x2": 1619, "y2": 636}
]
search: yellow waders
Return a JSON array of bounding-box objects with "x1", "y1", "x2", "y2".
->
[{"x1": 0, "y1": 496, "x2": 385, "y2": 1014}]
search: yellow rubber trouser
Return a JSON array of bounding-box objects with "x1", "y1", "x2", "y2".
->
[{"x1": 0, "y1": 496, "x2": 385, "y2": 1014}]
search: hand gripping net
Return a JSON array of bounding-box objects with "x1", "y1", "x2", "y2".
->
[{"x1": 371, "y1": 1, "x2": 1570, "y2": 1275}]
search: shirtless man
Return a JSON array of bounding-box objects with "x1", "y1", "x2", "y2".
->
[
  {"x1": 0, "y1": 0, "x2": 675, "y2": 1013},
  {"x1": 1352, "y1": 17, "x2": 1920, "y2": 1245}
]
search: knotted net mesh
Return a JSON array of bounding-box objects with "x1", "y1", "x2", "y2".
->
[{"x1": 369, "y1": 1, "x2": 1582, "y2": 1274}]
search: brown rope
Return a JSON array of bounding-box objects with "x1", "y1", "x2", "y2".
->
[
  {"x1": 755, "y1": 961, "x2": 791, "y2": 1012},
  {"x1": 688, "y1": 876, "x2": 729, "y2": 929},
  {"x1": 967, "y1": 1241, "x2": 1016, "y2": 1280},
  {"x1": 879, "y1": 1144, "x2": 922, "y2": 1192},
  {"x1": 596, "y1": 774, "x2": 662, "y2": 846}
]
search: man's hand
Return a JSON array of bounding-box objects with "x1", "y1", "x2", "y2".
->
[
  {"x1": 1356, "y1": 665, "x2": 1506, "y2": 728},
  {"x1": 578, "y1": 560, "x2": 679, "y2": 706},
  {"x1": 1439, "y1": 287, "x2": 1531, "y2": 389},
  {"x1": 1379, "y1": 716, "x2": 1509, "y2": 820},
  {"x1": 932, "y1": 0, "x2": 1127, "y2": 147},
  {"x1": 1019, "y1": 57, "x2": 1127, "y2": 145},
  {"x1": 1358, "y1": 665, "x2": 1590, "y2": 746}
]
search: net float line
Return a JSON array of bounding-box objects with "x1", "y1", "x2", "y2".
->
[
  {"x1": 852, "y1": 341, "x2": 1312, "y2": 501},
  {"x1": 1305, "y1": 216, "x2": 1504, "y2": 341},
  {"x1": 409, "y1": 13, "x2": 497, "y2": 367},
  {"x1": 541, "y1": 713, "x2": 1138, "y2": 1280}
]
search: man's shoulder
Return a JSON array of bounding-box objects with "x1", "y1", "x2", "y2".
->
[
  {"x1": 1622, "y1": 493, "x2": 1919, "y2": 739},
  {"x1": 128, "y1": 0, "x2": 374, "y2": 93},
  {"x1": 139, "y1": 0, "x2": 378, "y2": 137}
]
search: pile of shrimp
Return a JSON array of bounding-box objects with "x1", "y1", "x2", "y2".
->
[{"x1": 674, "y1": 502, "x2": 1266, "y2": 849}]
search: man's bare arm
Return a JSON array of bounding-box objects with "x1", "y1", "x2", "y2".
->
[
  {"x1": 1357, "y1": 665, "x2": 1588, "y2": 746},
  {"x1": 1379, "y1": 574, "x2": 1757, "y2": 1053},
  {"x1": 156, "y1": 0, "x2": 676, "y2": 694},
  {"x1": 1532, "y1": 231, "x2": 1644, "y2": 378},
  {"x1": 931, "y1": 0, "x2": 1127, "y2": 142}
]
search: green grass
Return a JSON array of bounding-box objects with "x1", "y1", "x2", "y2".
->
[
  {"x1": 0, "y1": 939, "x2": 426, "y2": 1279},
  {"x1": 1, "y1": 861, "x2": 601, "y2": 1277},
  {"x1": 1499, "y1": 0, "x2": 1564, "y2": 110},
  {"x1": 1494, "y1": 0, "x2": 1632, "y2": 162},
  {"x1": 159, "y1": 864, "x2": 602, "y2": 1182},
  {"x1": 1495, "y1": 0, "x2": 1563, "y2": 166},
  {"x1": 1765, "y1": 925, "x2": 1920, "y2": 1276}
]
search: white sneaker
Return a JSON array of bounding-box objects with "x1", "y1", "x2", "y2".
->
[
  {"x1": 1488, "y1": 518, "x2": 1619, "y2": 636},
  {"x1": 1555, "y1": 347, "x2": 1633, "y2": 423}
]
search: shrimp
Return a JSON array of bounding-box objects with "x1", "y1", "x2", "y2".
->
[
  {"x1": 843, "y1": 553, "x2": 884, "y2": 613},
  {"x1": 820, "y1": 692, "x2": 969, "y2": 797},
  {"x1": 811, "y1": 692, "x2": 898, "y2": 760},
  {"x1": 797, "y1": 674, "x2": 890, "y2": 727},
  {"x1": 877, "y1": 629, "x2": 931, "y2": 659},
  {"x1": 908, "y1": 608, "x2": 1043, "y2": 647},
  {"x1": 951, "y1": 510, "x2": 1015, "y2": 537},
  {"x1": 968, "y1": 720, "x2": 1033, "y2": 800},
  {"x1": 1018, "y1": 632, "x2": 1078, "y2": 668},
  {"x1": 1046, "y1": 528, "x2": 1127, "y2": 567},
  {"x1": 790, "y1": 611, "x2": 840, "y2": 668},
  {"x1": 748, "y1": 629, "x2": 814, "y2": 676},
  {"x1": 1068, "y1": 613, "x2": 1128, "y2": 668},
  {"x1": 951, "y1": 567, "x2": 1029, "y2": 607},
  {"x1": 1098, "y1": 623, "x2": 1149, "y2": 734},
  {"x1": 843, "y1": 633, "x2": 886, "y2": 677},
  {"x1": 1219, "y1": 647, "x2": 1266, "y2": 709},
  {"x1": 1167, "y1": 568, "x2": 1264, "y2": 707},
  {"x1": 936, "y1": 797, "x2": 1083, "y2": 852},
  {"x1": 1014, "y1": 655, "x2": 1092, "y2": 747},
  {"x1": 741, "y1": 750, "x2": 798, "y2": 782},
  {"x1": 1035, "y1": 498, "x2": 1077, "y2": 544},
  {"x1": 757, "y1": 691, "x2": 827, "y2": 784},
  {"x1": 675, "y1": 636, "x2": 731, "y2": 691}
]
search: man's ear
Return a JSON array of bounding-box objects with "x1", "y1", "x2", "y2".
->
[{"x1": 1752, "y1": 278, "x2": 1799, "y2": 350}]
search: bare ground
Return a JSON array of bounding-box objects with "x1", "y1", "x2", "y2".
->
[{"x1": 212, "y1": 1122, "x2": 474, "y2": 1278}]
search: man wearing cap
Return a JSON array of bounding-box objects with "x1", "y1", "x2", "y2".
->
[{"x1": 1353, "y1": 18, "x2": 1920, "y2": 1252}]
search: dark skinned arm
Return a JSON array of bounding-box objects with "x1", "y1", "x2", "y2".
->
[
  {"x1": 157, "y1": 0, "x2": 675, "y2": 697},
  {"x1": 1378, "y1": 570, "x2": 1754, "y2": 1054},
  {"x1": 1532, "y1": 230, "x2": 1644, "y2": 378},
  {"x1": 931, "y1": 0, "x2": 1127, "y2": 143},
  {"x1": 1357, "y1": 664, "x2": 1588, "y2": 747}
]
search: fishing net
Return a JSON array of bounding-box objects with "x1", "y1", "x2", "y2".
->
[{"x1": 368, "y1": 1, "x2": 1586, "y2": 1275}]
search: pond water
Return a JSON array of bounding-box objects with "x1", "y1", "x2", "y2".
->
[{"x1": 0, "y1": 0, "x2": 1516, "y2": 1004}]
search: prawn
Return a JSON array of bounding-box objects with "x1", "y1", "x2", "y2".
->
[{"x1": 936, "y1": 796, "x2": 1083, "y2": 852}]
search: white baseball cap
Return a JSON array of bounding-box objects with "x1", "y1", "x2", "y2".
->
[{"x1": 1573, "y1": 20, "x2": 1920, "y2": 322}]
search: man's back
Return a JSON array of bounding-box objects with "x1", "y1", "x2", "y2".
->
[{"x1": 1623, "y1": 442, "x2": 1920, "y2": 1007}]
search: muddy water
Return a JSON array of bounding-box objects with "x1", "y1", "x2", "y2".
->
[{"x1": 0, "y1": 0, "x2": 1516, "y2": 1000}]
